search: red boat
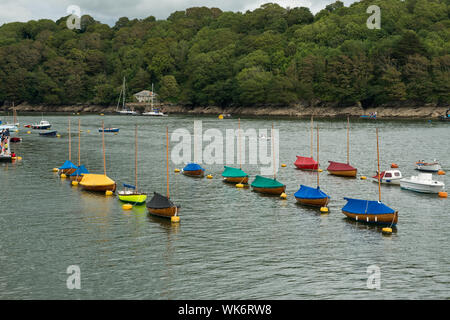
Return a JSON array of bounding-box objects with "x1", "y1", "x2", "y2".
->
[
  {"x1": 294, "y1": 156, "x2": 318, "y2": 170},
  {"x1": 10, "y1": 137, "x2": 22, "y2": 143},
  {"x1": 24, "y1": 125, "x2": 31, "y2": 128},
  {"x1": 327, "y1": 161, "x2": 357, "y2": 177}
]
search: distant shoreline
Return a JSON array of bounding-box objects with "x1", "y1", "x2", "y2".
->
[{"x1": 1, "y1": 102, "x2": 449, "y2": 119}]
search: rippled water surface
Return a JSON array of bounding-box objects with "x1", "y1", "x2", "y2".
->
[{"x1": 0, "y1": 113, "x2": 449, "y2": 299}]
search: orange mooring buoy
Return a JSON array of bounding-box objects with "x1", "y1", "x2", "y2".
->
[
  {"x1": 391, "y1": 163, "x2": 399, "y2": 169},
  {"x1": 437, "y1": 170, "x2": 446, "y2": 175},
  {"x1": 438, "y1": 192, "x2": 448, "y2": 198}
]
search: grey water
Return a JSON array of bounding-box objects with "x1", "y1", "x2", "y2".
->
[{"x1": 0, "y1": 113, "x2": 448, "y2": 299}]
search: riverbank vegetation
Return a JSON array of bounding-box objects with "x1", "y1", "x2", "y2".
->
[{"x1": 0, "y1": 0, "x2": 449, "y2": 109}]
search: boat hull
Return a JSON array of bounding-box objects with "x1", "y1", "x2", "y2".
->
[
  {"x1": 223, "y1": 176, "x2": 249, "y2": 184},
  {"x1": 60, "y1": 168, "x2": 77, "y2": 176},
  {"x1": 182, "y1": 169, "x2": 204, "y2": 178},
  {"x1": 400, "y1": 181, "x2": 444, "y2": 194},
  {"x1": 294, "y1": 163, "x2": 318, "y2": 170},
  {"x1": 69, "y1": 175, "x2": 84, "y2": 182},
  {"x1": 0, "y1": 156, "x2": 12, "y2": 163},
  {"x1": 118, "y1": 193, "x2": 147, "y2": 205},
  {"x1": 295, "y1": 197, "x2": 330, "y2": 207},
  {"x1": 328, "y1": 170, "x2": 357, "y2": 177},
  {"x1": 342, "y1": 210, "x2": 398, "y2": 225},
  {"x1": 416, "y1": 164, "x2": 441, "y2": 172},
  {"x1": 80, "y1": 183, "x2": 116, "y2": 193},
  {"x1": 147, "y1": 206, "x2": 179, "y2": 218},
  {"x1": 252, "y1": 186, "x2": 286, "y2": 195},
  {"x1": 371, "y1": 178, "x2": 401, "y2": 185}
]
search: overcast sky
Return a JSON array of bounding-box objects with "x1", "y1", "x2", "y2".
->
[{"x1": 0, "y1": 0, "x2": 359, "y2": 26}]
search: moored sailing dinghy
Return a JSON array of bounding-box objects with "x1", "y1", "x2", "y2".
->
[
  {"x1": 251, "y1": 123, "x2": 286, "y2": 195},
  {"x1": 222, "y1": 118, "x2": 249, "y2": 184},
  {"x1": 80, "y1": 121, "x2": 116, "y2": 193},
  {"x1": 295, "y1": 126, "x2": 330, "y2": 207},
  {"x1": 182, "y1": 163, "x2": 205, "y2": 177},
  {"x1": 327, "y1": 116, "x2": 357, "y2": 177},
  {"x1": 251, "y1": 175, "x2": 286, "y2": 195},
  {"x1": 69, "y1": 119, "x2": 89, "y2": 182},
  {"x1": 147, "y1": 127, "x2": 180, "y2": 219},
  {"x1": 341, "y1": 128, "x2": 398, "y2": 226},
  {"x1": 294, "y1": 116, "x2": 318, "y2": 170},
  {"x1": 118, "y1": 124, "x2": 147, "y2": 205},
  {"x1": 58, "y1": 117, "x2": 76, "y2": 176}
]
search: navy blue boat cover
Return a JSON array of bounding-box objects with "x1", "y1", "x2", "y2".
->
[
  {"x1": 342, "y1": 198, "x2": 395, "y2": 214},
  {"x1": 294, "y1": 185, "x2": 330, "y2": 199},
  {"x1": 59, "y1": 160, "x2": 77, "y2": 170},
  {"x1": 183, "y1": 163, "x2": 205, "y2": 171},
  {"x1": 69, "y1": 165, "x2": 89, "y2": 176},
  {"x1": 122, "y1": 183, "x2": 136, "y2": 189},
  {"x1": 147, "y1": 192, "x2": 175, "y2": 209}
]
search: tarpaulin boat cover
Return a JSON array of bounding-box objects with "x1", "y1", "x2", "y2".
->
[
  {"x1": 122, "y1": 183, "x2": 136, "y2": 189},
  {"x1": 342, "y1": 198, "x2": 395, "y2": 214},
  {"x1": 251, "y1": 175, "x2": 285, "y2": 188},
  {"x1": 69, "y1": 165, "x2": 89, "y2": 176},
  {"x1": 59, "y1": 160, "x2": 77, "y2": 170},
  {"x1": 294, "y1": 156, "x2": 318, "y2": 169},
  {"x1": 327, "y1": 161, "x2": 356, "y2": 171},
  {"x1": 222, "y1": 166, "x2": 248, "y2": 178},
  {"x1": 183, "y1": 163, "x2": 205, "y2": 171},
  {"x1": 80, "y1": 174, "x2": 115, "y2": 187},
  {"x1": 147, "y1": 192, "x2": 175, "y2": 209},
  {"x1": 294, "y1": 185, "x2": 330, "y2": 200}
]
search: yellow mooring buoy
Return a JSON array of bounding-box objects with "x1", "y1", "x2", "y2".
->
[
  {"x1": 71, "y1": 181, "x2": 79, "y2": 186},
  {"x1": 52, "y1": 168, "x2": 59, "y2": 172},
  {"x1": 122, "y1": 204, "x2": 133, "y2": 210},
  {"x1": 60, "y1": 174, "x2": 67, "y2": 179},
  {"x1": 174, "y1": 168, "x2": 180, "y2": 173},
  {"x1": 361, "y1": 176, "x2": 367, "y2": 180},
  {"x1": 171, "y1": 216, "x2": 180, "y2": 223},
  {"x1": 218, "y1": 114, "x2": 224, "y2": 120},
  {"x1": 280, "y1": 193, "x2": 287, "y2": 199},
  {"x1": 320, "y1": 207, "x2": 329, "y2": 214},
  {"x1": 236, "y1": 183, "x2": 244, "y2": 188},
  {"x1": 105, "y1": 190, "x2": 113, "y2": 196},
  {"x1": 207, "y1": 174, "x2": 213, "y2": 179},
  {"x1": 382, "y1": 227, "x2": 393, "y2": 235},
  {"x1": 281, "y1": 164, "x2": 287, "y2": 167}
]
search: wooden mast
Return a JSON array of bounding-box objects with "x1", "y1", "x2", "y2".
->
[
  {"x1": 135, "y1": 124, "x2": 138, "y2": 191},
  {"x1": 166, "y1": 126, "x2": 170, "y2": 198},
  {"x1": 376, "y1": 128, "x2": 381, "y2": 202},
  {"x1": 68, "y1": 117, "x2": 71, "y2": 162},
  {"x1": 102, "y1": 120, "x2": 106, "y2": 175},
  {"x1": 78, "y1": 118, "x2": 81, "y2": 166},
  {"x1": 238, "y1": 118, "x2": 242, "y2": 170},
  {"x1": 272, "y1": 122, "x2": 276, "y2": 180},
  {"x1": 310, "y1": 115, "x2": 314, "y2": 158},
  {"x1": 347, "y1": 116, "x2": 350, "y2": 164},
  {"x1": 317, "y1": 125, "x2": 320, "y2": 187}
]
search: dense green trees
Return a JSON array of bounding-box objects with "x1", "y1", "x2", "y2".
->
[{"x1": 0, "y1": 0, "x2": 448, "y2": 108}]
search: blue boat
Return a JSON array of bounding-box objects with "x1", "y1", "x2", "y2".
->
[
  {"x1": 181, "y1": 163, "x2": 205, "y2": 178},
  {"x1": 295, "y1": 185, "x2": 330, "y2": 207},
  {"x1": 39, "y1": 130, "x2": 57, "y2": 136},
  {"x1": 99, "y1": 128, "x2": 119, "y2": 133},
  {"x1": 341, "y1": 198, "x2": 398, "y2": 225},
  {"x1": 69, "y1": 165, "x2": 89, "y2": 181}
]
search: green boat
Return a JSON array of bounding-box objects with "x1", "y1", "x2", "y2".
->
[
  {"x1": 251, "y1": 175, "x2": 286, "y2": 195},
  {"x1": 222, "y1": 166, "x2": 249, "y2": 184}
]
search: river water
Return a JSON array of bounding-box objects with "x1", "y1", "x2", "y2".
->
[{"x1": 0, "y1": 113, "x2": 448, "y2": 299}]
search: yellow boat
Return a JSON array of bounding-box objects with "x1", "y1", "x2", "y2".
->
[
  {"x1": 118, "y1": 191, "x2": 147, "y2": 205},
  {"x1": 80, "y1": 174, "x2": 116, "y2": 192}
]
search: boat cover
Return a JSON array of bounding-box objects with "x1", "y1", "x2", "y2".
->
[
  {"x1": 183, "y1": 163, "x2": 205, "y2": 172},
  {"x1": 146, "y1": 192, "x2": 175, "y2": 209},
  {"x1": 251, "y1": 175, "x2": 284, "y2": 188},
  {"x1": 122, "y1": 183, "x2": 136, "y2": 189},
  {"x1": 294, "y1": 156, "x2": 318, "y2": 169},
  {"x1": 327, "y1": 161, "x2": 356, "y2": 171},
  {"x1": 69, "y1": 165, "x2": 89, "y2": 176},
  {"x1": 80, "y1": 174, "x2": 115, "y2": 187},
  {"x1": 222, "y1": 166, "x2": 248, "y2": 178},
  {"x1": 59, "y1": 160, "x2": 78, "y2": 170},
  {"x1": 342, "y1": 198, "x2": 395, "y2": 214},
  {"x1": 294, "y1": 185, "x2": 330, "y2": 199}
]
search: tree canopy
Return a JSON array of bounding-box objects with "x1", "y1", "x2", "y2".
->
[{"x1": 0, "y1": 0, "x2": 448, "y2": 108}]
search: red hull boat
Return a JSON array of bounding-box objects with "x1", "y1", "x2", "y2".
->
[{"x1": 294, "y1": 156, "x2": 318, "y2": 170}]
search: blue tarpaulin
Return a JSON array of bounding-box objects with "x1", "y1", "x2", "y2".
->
[
  {"x1": 183, "y1": 163, "x2": 205, "y2": 171},
  {"x1": 69, "y1": 165, "x2": 89, "y2": 176},
  {"x1": 342, "y1": 198, "x2": 395, "y2": 214},
  {"x1": 122, "y1": 183, "x2": 136, "y2": 189},
  {"x1": 59, "y1": 160, "x2": 77, "y2": 170},
  {"x1": 294, "y1": 185, "x2": 330, "y2": 200}
]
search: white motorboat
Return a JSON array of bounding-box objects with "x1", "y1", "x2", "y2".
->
[
  {"x1": 372, "y1": 169, "x2": 402, "y2": 185},
  {"x1": 416, "y1": 160, "x2": 442, "y2": 172},
  {"x1": 0, "y1": 124, "x2": 19, "y2": 132},
  {"x1": 31, "y1": 120, "x2": 51, "y2": 130},
  {"x1": 400, "y1": 173, "x2": 445, "y2": 193}
]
